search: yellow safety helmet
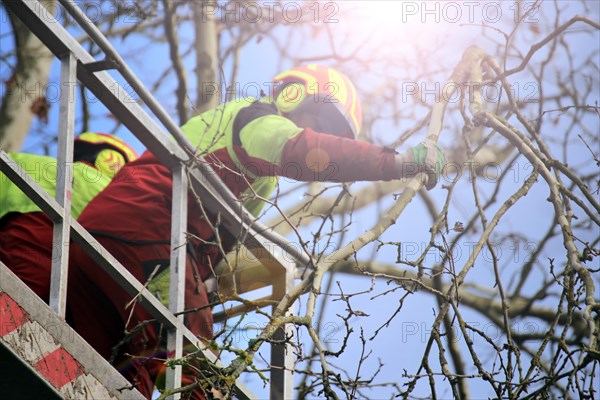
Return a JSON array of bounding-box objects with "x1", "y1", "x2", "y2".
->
[
  {"x1": 74, "y1": 132, "x2": 138, "y2": 178},
  {"x1": 273, "y1": 64, "x2": 362, "y2": 139}
]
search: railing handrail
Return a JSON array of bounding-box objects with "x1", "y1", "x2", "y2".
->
[
  {"x1": 0, "y1": 1, "x2": 302, "y2": 398},
  {"x1": 0, "y1": 150, "x2": 256, "y2": 399},
  {"x1": 56, "y1": 0, "x2": 311, "y2": 268}
]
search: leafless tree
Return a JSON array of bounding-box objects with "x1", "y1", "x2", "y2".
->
[{"x1": 1, "y1": 1, "x2": 598, "y2": 399}]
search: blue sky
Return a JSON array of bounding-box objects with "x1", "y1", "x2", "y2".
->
[{"x1": 2, "y1": 1, "x2": 599, "y2": 398}]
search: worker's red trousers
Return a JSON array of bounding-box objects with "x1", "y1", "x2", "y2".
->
[
  {"x1": 67, "y1": 236, "x2": 213, "y2": 400},
  {"x1": 0, "y1": 212, "x2": 54, "y2": 303}
]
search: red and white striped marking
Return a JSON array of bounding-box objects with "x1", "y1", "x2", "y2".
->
[{"x1": 0, "y1": 291, "x2": 117, "y2": 399}]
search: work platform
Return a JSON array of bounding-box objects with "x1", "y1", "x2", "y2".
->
[
  {"x1": 0, "y1": 0, "x2": 308, "y2": 398},
  {"x1": 0, "y1": 261, "x2": 144, "y2": 399}
]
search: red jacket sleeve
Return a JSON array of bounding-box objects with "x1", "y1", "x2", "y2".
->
[{"x1": 275, "y1": 128, "x2": 398, "y2": 182}]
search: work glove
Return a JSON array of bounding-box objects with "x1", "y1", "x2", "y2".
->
[{"x1": 395, "y1": 139, "x2": 445, "y2": 190}]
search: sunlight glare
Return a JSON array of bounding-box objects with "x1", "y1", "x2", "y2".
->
[{"x1": 354, "y1": 1, "x2": 453, "y2": 48}]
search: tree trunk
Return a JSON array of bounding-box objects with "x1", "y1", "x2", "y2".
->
[
  {"x1": 193, "y1": 0, "x2": 218, "y2": 114},
  {"x1": 0, "y1": 0, "x2": 56, "y2": 151}
]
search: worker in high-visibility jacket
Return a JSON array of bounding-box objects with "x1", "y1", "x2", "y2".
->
[
  {"x1": 67, "y1": 65, "x2": 445, "y2": 399},
  {"x1": 0, "y1": 133, "x2": 138, "y2": 303}
]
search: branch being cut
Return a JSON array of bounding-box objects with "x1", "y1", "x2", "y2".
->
[{"x1": 221, "y1": 45, "x2": 493, "y2": 386}]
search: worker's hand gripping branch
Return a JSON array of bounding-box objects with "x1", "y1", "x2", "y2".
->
[
  {"x1": 394, "y1": 139, "x2": 446, "y2": 190},
  {"x1": 390, "y1": 47, "x2": 492, "y2": 192}
]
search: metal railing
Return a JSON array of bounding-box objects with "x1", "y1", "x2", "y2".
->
[{"x1": 1, "y1": 1, "x2": 307, "y2": 398}]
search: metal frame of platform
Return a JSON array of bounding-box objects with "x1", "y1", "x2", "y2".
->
[{"x1": 0, "y1": 1, "x2": 309, "y2": 398}]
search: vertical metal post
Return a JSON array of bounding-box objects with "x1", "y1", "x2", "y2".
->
[
  {"x1": 49, "y1": 52, "x2": 76, "y2": 318},
  {"x1": 270, "y1": 263, "x2": 295, "y2": 400},
  {"x1": 166, "y1": 165, "x2": 188, "y2": 398}
]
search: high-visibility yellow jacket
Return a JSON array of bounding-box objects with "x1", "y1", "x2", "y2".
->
[
  {"x1": 76, "y1": 97, "x2": 398, "y2": 304},
  {"x1": 0, "y1": 152, "x2": 113, "y2": 220},
  {"x1": 79, "y1": 96, "x2": 398, "y2": 243},
  {"x1": 181, "y1": 96, "x2": 397, "y2": 215},
  {"x1": 179, "y1": 97, "x2": 301, "y2": 216}
]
